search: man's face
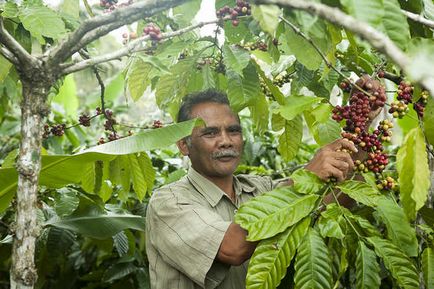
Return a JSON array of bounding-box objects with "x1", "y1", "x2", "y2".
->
[{"x1": 178, "y1": 102, "x2": 243, "y2": 179}]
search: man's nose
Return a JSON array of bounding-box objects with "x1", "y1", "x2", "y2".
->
[{"x1": 218, "y1": 131, "x2": 233, "y2": 147}]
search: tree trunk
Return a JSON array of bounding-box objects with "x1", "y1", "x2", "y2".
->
[{"x1": 10, "y1": 80, "x2": 50, "y2": 289}]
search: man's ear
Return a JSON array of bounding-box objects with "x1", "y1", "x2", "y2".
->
[{"x1": 177, "y1": 138, "x2": 190, "y2": 156}]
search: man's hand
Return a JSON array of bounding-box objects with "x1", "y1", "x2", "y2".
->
[{"x1": 305, "y1": 139, "x2": 358, "y2": 182}]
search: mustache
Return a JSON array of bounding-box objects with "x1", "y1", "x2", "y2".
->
[{"x1": 212, "y1": 150, "x2": 240, "y2": 159}]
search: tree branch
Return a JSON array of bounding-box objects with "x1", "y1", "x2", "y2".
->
[
  {"x1": 0, "y1": 18, "x2": 36, "y2": 67},
  {"x1": 255, "y1": 0, "x2": 434, "y2": 96},
  {"x1": 0, "y1": 46, "x2": 19, "y2": 66},
  {"x1": 47, "y1": 0, "x2": 188, "y2": 67},
  {"x1": 402, "y1": 9, "x2": 434, "y2": 29},
  {"x1": 60, "y1": 18, "x2": 220, "y2": 75}
]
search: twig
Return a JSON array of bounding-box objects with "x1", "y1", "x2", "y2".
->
[
  {"x1": 82, "y1": 0, "x2": 95, "y2": 17},
  {"x1": 0, "y1": 17, "x2": 37, "y2": 67},
  {"x1": 280, "y1": 16, "x2": 377, "y2": 100},
  {"x1": 47, "y1": 0, "x2": 188, "y2": 66},
  {"x1": 255, "y1": 0, "x2": 434, "y2": 96},
  {"x1": 402, "y1": 9, "x2": 434, "y2": 29},
  {"x1": 60, "y1": 18, "x2": 222, "y2": 75}
]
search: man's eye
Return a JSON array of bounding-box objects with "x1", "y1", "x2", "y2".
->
[{"x1": 203, "y1": 131, "x2": 217, "y2": 137}]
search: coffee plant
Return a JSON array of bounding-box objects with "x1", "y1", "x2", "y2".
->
[{"x1": 1, "y1": 0, "x2": 434, "y2": 289}]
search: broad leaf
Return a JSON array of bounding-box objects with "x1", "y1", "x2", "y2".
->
[
  {"x1": 337, "y1": 180, "x2": 382, "y2": 207},
  {"x1": 396, "y1": 127, "x2": 430, "y2": 220},
  {"x1": 126, "y1": 57, "x2": 154, "y2": 101},
  {"x1": 235, "y1": 186, "x2": 318, "y2": 241},
  {"x1": 53, "y1": 75, "x2": 78, "y2": 119},
  {"x1": 283, "y1": 28, "x2": 322, "y2": 70},
  {"x1": 102, "y1": 262, "x2": 137, "y2": 283},
  {"x1": 277, "y1": 96, "x2": 321, "y2": 121},
  {"x1": 155, "y1": 57, "x2": 198, "y2": 118},
  {"x1": 246, "y1": 218, "x2": 310, "y2": 289},
  {"x1": 317, "y1": 204, "x2": 345, "y2": 239},
  {"x1": 250, "y1": 92, "x2": 269, "y2": 134},
  {"x1": 254, "y1": 62, "x2": 285, "y2": 105},
  {"x1": 277, "y1": 115, "x2": 303, "y2": 162},
  {"x1": 113, "y1": 231, "x2": 129, "y2": 257},
  {"x1": 422, "y1": 246, "x2": 434, "y2": 289},
  {"x1": 251, "y1": 5, "x2": 281, "y2": 36},
  {"x1": 375, "y1": 198, "x2": 418, "y2": 257},
  {"x1": 46, "y1": 212, "x2": 146, "y2": 240},
  {"x1": 368, "y1": 237, "x2": 420, "y2": 289},
  {"x1": 0, "y1": 55, "x2": 12, "y2": 83},
  {"x1": 294, "y1": 228, "x2": 332, "y2": 289},
  {"x1": 340, "y1": 0, "x2": 384, "y2": 26},
  {"x1": 129, "y1": 153, "x2": 155, "y2": 201},
  {"x1": 383, "y1": 0, "x2": 410, "y2": 51},
  {"x1": 19, "y1": 5, "x2": 67, "y2": 42},
  {"x1": 172, "y1": 0, "x2": 201, "y2": 27},
  {"x1": 227, "y1": 63, "x2": 261, "y2": 112},
  {"x1": 291, "y1": 168, "x2": 324, "y2": 195},
  {"x1": 54, "y1": 188, "x2": 79, "y2": 217},
  {"x1": 356, "y1": 241, "x2": 380, "y2": 289},
  {"x1": 222, "y1": 44, "x2": 250, "y2": 76}
]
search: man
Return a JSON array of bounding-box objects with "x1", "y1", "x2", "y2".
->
[{"x1": 145, "y1": 89, "x2": 357, "y2": 289}]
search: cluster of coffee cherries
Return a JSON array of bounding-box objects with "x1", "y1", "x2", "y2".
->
[
  {"x1": 386, "y1": 80, "x2": 429, "y2": 118},
  {"x1": 216, "y1": 0, "x2": 251, "y2": 27},
  {"x1": 43, "y1": 124, "x2": 66, "y2": 138},
  {"x1": 260, "y1": 72, "x2": 292, "y2": 99},
  {"x1": 243, "y1": 40, "x2": 268, "y2": 52},
  {"x1": 143, "y1": 23, "x2": 162, "y2": 41},
  {"x1": 375, "y1": 175, "x2": 396, "y2": 191},
  {"x1": 332, "y1": 76, "x2": 397, "y2": 188},
  {"x1": 332, "y1": 78, "x2": 387, "y2": 133},
  {"x1": 196, "y1": 56, "x2": 225, "y2": 73}
]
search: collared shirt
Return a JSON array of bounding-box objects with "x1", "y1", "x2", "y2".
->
[{"x1": 145, "y1": 167, "x2": 275, "y2": 289}]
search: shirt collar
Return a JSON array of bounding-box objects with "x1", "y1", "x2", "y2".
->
[{"x1": 186, "y1": 167, "x2": 255, "y2": 207}]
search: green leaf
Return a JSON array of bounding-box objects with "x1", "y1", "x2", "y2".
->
[
  {"x1": 251, "y1": 5, "x2": 281, "y2": 36},
  {"x1": 317, "y1": 204, "x2": 345, "y2": 239},
  {"x1": 283, "y1": 28, "x2": 322, "y2": 71},
  {"x1": 340, "y1": 0, "x2": 384, "y2": 26},
  {"x1": 155, "y1": 57, "x2": 198, "y2": 118},
  {"x1": 60, "y1": 0, "x2": 79, "y2": 19},
  {"x1": 396, "y1": 127, "x2": 430, "y2": 220},
  {"x1": 246, "y1": 218, "x2": 310, "y2": 289},
  {"x1": 109, "y1": 155, "x2": 131, "y2": 201},
  {"x1": 367, "y1": 237, "x2": 419, "y2": 289},
  {"x1": 291, "y1": 168, "x2": 324, "y2": 194},
  {"x1": 277, "y1": 115, "x2": 303, "y2": 161},
  {"x1": 113, "y1": 231, "x2": 129, "y2": 257},
  {"x1": 79, "y1": 119, "x2": 200, "y2": 155},
  {"x1": 1, "y1": 2, "x2": 19, "y2": 18},
  {"x1": 126, "y1": 57, "x2": 154, "y2": 101},
  {"x1": 422, "y1": 246, "x2": 434, "y2": 289},
  {"x1": 277, "y1": 96, "x2": 321, "y2": 120},
  {"x1": 128, "y1": 154, "x2": 150, "y2": 201},
  {"x1": 423, "y1": 0, "x2": 434, "y2": 20},
  {"x1": 46, "y1": 212, "x2": 146, "y2": 240},
  {"x1": 0, "y1": 55, "x2": 12, "y2": 83},
  {"x1": 337, "y1": 180, "x2": 382, "y2": 207},
  {"x1": 227, "y1": 63, "x2": 261, "y2": 112},
  {"x1": 425, "y1": 96, "x2": 434, "y2": 146},
  {"x1": 222, "y1": 44, "x2": 251, "y2": 76},
  {"x1": 54, "y1": 188, "x2": 79, "y2": 217},
  {"x1": 356, "y1": 241, "x2": 380, "y2": 289},
  {"x1": 375, "y1": 198, "x2": 418, "y2": 257},
  {"x1": 102, "y1": 262, "x2": 137, "y2": 283},
  {"x1": 294, "y1": 228, "x2": 332, "y2": 289},
  {"x1": 53, "y1": 74, "x2": 78, "y2": 118},
  {"x1": 172, "y1": 0, "x2": 201, "y2": 26},
  {"x1": 19, "y1": 5, "x2": 67, "y2": 42},
  {"x1": 250, "y1": 92, "x2": 269, "y2": 134},
  {"x1": 235, "y1": 186, "x2": 318, "y2": 241},
  {"x1": 201, "y1": 65, "x2": 216, "y2": 90},
  {"x1": 0, "y1": 120, "x2": 199, "y2": 206},
  {"x1": 383, "y1": 0, "x2": 411, "y2": 51}
]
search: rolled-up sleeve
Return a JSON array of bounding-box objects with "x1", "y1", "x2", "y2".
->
[{"x1": 147, "y1": 187, "x2": 231, "y2": 288}]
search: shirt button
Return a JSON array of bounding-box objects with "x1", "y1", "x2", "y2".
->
[{"x1": 233, "y1": 209, "x2": 238, "y2": 214}]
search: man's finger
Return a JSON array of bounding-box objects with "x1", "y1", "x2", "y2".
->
[{"x1": 327, "y1": 138, "x2": 358, "y2": 153}]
